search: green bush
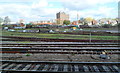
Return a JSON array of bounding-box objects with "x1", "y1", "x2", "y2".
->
[
  {"x1": 116, "y1": 23, "x2": 120, "y2": 27},
  {"x1": 102, "y1": 24, "x2": 112, "y2": 28},
  {"x1": 63, "y1": 20, "x2": 70, "y2": 25},
  {"x1": 26, "y1": 53, "x2": 31, "y2": 56}
]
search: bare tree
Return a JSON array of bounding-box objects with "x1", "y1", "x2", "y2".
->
[
  {"x1": 4, "y1": 16, "x2": 11, "y2": 24},
  {"x1": 0, "y1": 17, "x2": 3, "y2": 24}
]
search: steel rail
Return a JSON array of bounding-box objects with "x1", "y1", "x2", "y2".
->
[{"x1": 1, "y1": 60, "x2": 120, "y2": 73}]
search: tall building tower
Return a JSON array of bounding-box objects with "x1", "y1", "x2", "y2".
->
[{"x1": 56, "y1": 12, "x2": 69, "y2": 24}]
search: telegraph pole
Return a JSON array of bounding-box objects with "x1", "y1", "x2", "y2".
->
[{"x1": 77, "y1": 11, "x2": 79, "y2": 25}]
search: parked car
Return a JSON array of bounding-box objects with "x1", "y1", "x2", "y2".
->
[{"x1": 8, "y1": 29, "x2": 15, "y2": 32}]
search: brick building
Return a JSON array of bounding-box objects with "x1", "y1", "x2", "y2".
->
[{"x1": 56, "y1": 12, "x2": 69, "y2": 24}]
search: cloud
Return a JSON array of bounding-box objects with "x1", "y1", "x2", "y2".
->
[
  {"x1": 0, "y1": 4, "x2": 30, "y2": 21},
  {"x1": 0, "y1": 0, "x2": 63, "y2": 22},
  {"x1": 0, "y1": 0, "x2": 38, "y2": 2},
  {"x1": 32, "y1": 0, "x2": 48, "y2": 8},
  {"x1": 0, "y1": 0, "x2": 118, "y2": 22},
  {"x1": 66, "y1": 6, "x2": 117, "y2": 21},
  {"x1": 61, "y1": 0, "x2": 118, "y2": 10},
  {"x1": 60, "y1": 0, "x2": 118, "y2": 21}
]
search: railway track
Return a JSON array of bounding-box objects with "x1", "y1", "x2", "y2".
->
[
  {"x1": 1, "y1": 60, "x2": 120, "y2": 73},
  {"x1": 1, "y1": 43, "x2": 120, "y2": 54},
  {"x1": 1, "y1": 43, "x2": 119, "y2": 46},
  {"x1": 1, "y1": 43, "x2": 119, "y2": 47}
]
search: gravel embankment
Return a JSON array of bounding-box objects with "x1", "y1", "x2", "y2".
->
[{"x1": 2, "y1": 53, "x2": 119, "y2": 62}]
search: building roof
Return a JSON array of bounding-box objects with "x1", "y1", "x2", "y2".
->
[{"x1": 36, "y1": 23, "x2": 53, "y2": 25}]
